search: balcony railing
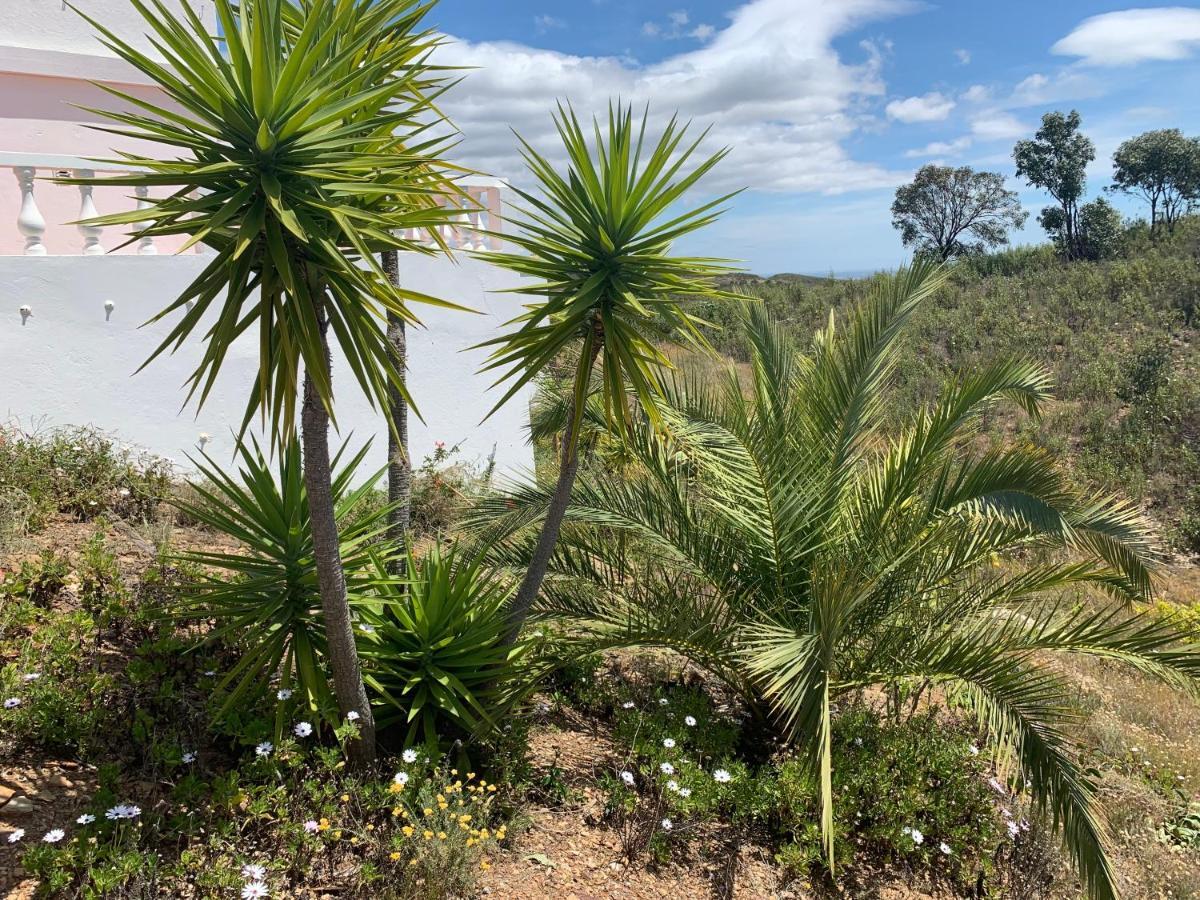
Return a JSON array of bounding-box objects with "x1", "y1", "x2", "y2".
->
[{"x1": 1, "y1": 152, "x2": 505, "y2": 257}]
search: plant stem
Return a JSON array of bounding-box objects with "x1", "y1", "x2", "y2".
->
[
  {"x1": 382, "y1": 249, "x2": 410, "y2": 575},
  {"x1": 503, "y1": 336, "x2": 604, "y2": 645},
  {"x1": 300, "y1": 280, "x2": 377, "y2": 768}
]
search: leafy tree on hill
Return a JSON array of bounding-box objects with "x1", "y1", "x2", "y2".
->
[
  {"x1": 1015, "y1": 110, "x2": 1096, "y2": 260},
  {"x1": 891, "y1": 165, "x2": 1027, "y2": 261},
  {"x1": 1041, "y1": 196, "x2": 1124, "y2": 261},
  {"x1": 1110, "y1": 128, "x2": 1200, "y2": 232}
]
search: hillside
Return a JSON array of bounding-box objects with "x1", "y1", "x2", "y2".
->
[{"x1": 700, "y1": 220, "x2": 1200, "y2": 554}]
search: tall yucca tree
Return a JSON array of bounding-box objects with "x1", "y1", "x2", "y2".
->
[
  {"x1": 472, "y1": 261, "x2": 1200, "y2": 899},
  {"x1": 476, "y1": 102, "x2": 745, "y2": 642},
  {"x1": 65, "y1": 0, "x2": 469, "y2": 766}
]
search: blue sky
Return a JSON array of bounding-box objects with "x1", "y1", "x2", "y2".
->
[{"x1": 431, "y1": 1, "x2": 1200, "y2": 275}]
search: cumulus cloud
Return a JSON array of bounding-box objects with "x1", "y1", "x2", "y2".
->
[
  {"x1": 885, "y1": 91, "x2": 956, "y2": 123},
  {"x1": 904, "y1": 136, "x2": 972, "y2": 158},
  {"x1": 1052, "y1": 7, "x2": 1200, "y2": 66},
  {"x1": 961, "y1": 84, "x2": 990, "y2": 103},
  {"x1": 435, "y1": 0, "x2": 914, "y2": 194},
  {"x1": 969, "y1": 111, "x2": 1027, "y2": 141}
]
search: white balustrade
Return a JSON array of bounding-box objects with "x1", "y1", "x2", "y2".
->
[
  {"x1": 14, "y1": 166, "x2": 47, "y2": 256},
  {"x1": 135, "y1": 186, "x2": 157, "y2": 255},
  {"x1": 75, "y1": 169, "x2": 105, "y2": 255}
]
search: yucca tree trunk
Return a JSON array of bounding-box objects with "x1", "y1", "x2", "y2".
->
[
  {"x1": 382, "y1": 249, "x2": 410, "y2": 575},
  {"x1": 301, "y1": 289, "x2": 377, "y2": 768},
  {"x1": 503, "y1": 338, "x2": 603, "y2": 645}
]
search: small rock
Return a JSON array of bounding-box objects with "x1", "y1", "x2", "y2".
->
[
  {"x1": 0, "y1": 785, "x2": 15, "y2": 804},
  {"x1": 47, "y1": 774, "x2": 74, "y2": 789},
  {"x1": 3, "y1": 795, "x2": 34, "y2": 815}
]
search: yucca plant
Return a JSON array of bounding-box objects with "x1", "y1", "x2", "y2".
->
[
  {"x1": 174, "y1": 439, "x2": 395, "y2": 740},
  {"x1": 357, "y1": 545, "x2": 528, "y2": 747},
  {"x1": 472, "y1": 260, "x2": 1200, "y2": 899},
  {"x1": 476, "y1": 102, "x2": 745, "y2": 642},
  {"x1": 65, "y1": 0, "x2": 471, "y2": 765}
]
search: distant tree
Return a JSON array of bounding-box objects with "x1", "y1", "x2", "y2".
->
[
  {"x1": 891, "y1": 165, "x2": 1027, "y2": 260},
  {"x1": 1041, "y1": 197, "x2": 1123, "y2": 261},
  {"x1": 1110, "y1": 129, "x2": 1200, "y2": 232},
  {"x1": 1014, "y1": 111, "x2": 1096, "y2": 259}
]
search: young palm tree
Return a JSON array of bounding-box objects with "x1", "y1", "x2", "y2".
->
[
  {"x1": 66, "y1": 0, "x2": 467, "y2": 766},
  {"x1": 477, "y1": 102, "x2": 744, "y2": 642},
  {"x1": 473, "y1": 261, "x2": 1200, "y2": 899}
]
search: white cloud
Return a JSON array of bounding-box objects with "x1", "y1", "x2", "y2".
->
[
  {"x1": 641, "y1": 21, "x2": 661, "y2": 37},
  {"x1": 691, "y1": 24, "x2": 716, "y2": 41},
  {"x1": 969, "y1": 111, "x2": 1027, "y2": 141},
  {"x1": 885, "y1": 91, "x2": 955, "y2": 123},
  {"x1": 954, "y1": 48, "x2": 971, "y2": 65},
  {"x1": 533, "y1": 15, "x2": 565, "y2": 34},
  {"x1": 904, "y1": 136, "x2": 972, "y2": 158},
  {"x1": 1007, "y1": 70, "x2": 1100, "y2": 107},
  {"x1": 961, "y1": 84, "x2": 990, "y2": 103},
  {"x1": 669, "y1": 10, "x2": 691, "y2": 27},
  {"x1": 1052, "y1": 7, "x2": 1200, "y2": 66},
  {"x1": 435, "y1": 0, "x2": 915, "y2": 194}
]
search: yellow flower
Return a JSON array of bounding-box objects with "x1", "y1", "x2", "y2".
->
[
  {"x1": 331, "y1": 830, "x2": 342, "y2": 841},
  {"x1": 438, "y1": 802, "x2": 449, "y2": 810},
  {"x1": 459, "y1": 814, "x2": 472, "y2": 823},
  {"x1": 479, "y1": 828, "x2": 490, "y2": 840},
  {"x1": 437, "y1": 831, "x2": 447, "y2": 840},
  {"x1": 422, "y1": 830, "x2": 433, "y2": 840},
  {"x1": 478, "y1": 780, "x2": 487, "y2": 787},
  {"x1": 408, "y1": 859, "x2": 418, "y2": 867},
  {"x1": 423, "y1": 808, "x2": 433, "y2": 816},
  {"x1": 340, "y1": 794, "x2": 350, "y2": 803},
  {"x1": 466, "y1": 772, "x2": 476, "y2": 781},
  {"x1": 318, "y1": 818, "x2": 331, "y2": 832},
  {"x1": 436, "y1": 794, "x2": 445, "y2": 803},
  {"x1": 392, "y1": 807, "x2": 403, "y2": 817},
  {"x1": 402, "y1": 826, "x2": 414, "y2": 837},
  {"x1": 389, "y1": 852, "x2": 401, "y2": 862},
  {"x1": 451, "y1": 769, "x2": 458, "y2": 776},
  {"x1": 366, "y1": 824, "x2": 375, "y2": 832},
  {"x1": 480, "y1": 859, "x2": 492, "y2": 871},
  {"x1": 487, "y1": 784, "x2": 497, "y2": 792},
  {"x1": 389, "y1": 783, "x2": 403, "y2": 794},
  {"x1": 466, "y1": 837, "x2": 476, "y2": 847},
  {"x1": 350, "y1": 836, "x2": 359, "y2": 845}
]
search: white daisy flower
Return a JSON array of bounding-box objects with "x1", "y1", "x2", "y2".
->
[
  {"x1": 684, "y1": 715, "x2": 696, "y2": 727},
  {"x1": 22, "y1": 673, "x2": 41, "y2": 682},
  {"x1": 660, "y1": 762, "x2": 674, "y2": 775},
  {"x1": 182, "y1": 751, "x2": 197, "y2": 763},
  {"x1": 620, "y1": 771, "x2": 635, "y2": 786},
  {"x1": 345, "y1": 711, "x2": 360, "y2": 721},
  {"x1": 909, "y1": 828, "x2": 924, "y2": 845},
  {"x1": 621, "y1": 701, "x2": 636, "y2": 709},
  {"x1": 358, "y1": 623, "x2": 375, "y2": 634},
  {"x1": 293, "y1": 722, "x2": 312, "y2": 738},
  {"x1": 679, "y1": 787, "x2": 692, "y2": 798},
  {"x1": 658, "y1": 698, "x2": 669, "y2": 706},
  {"x1": 402, "y1": 748, "x2": 418, "y2": 764},
  {"x1": 660, "y1": 818, "x2": 673, "y2": 831},
  {"x1": 105, "y1": 804, "x2": 140, "y2": 820},
  {"x1": 276, "y1": 689, "x2": 293, "y2": 701},
  {"x1": 666, "y1": 780, "x2": 679, "y2": 793},
  {"x1": 43, "y1": 829, "x2": 65, "y2": 843},
  {"x1": 940, "y1": 842, "x2": 952, "y2": 855},
  {"x1": 242, "y1": 883, "x2": 269, "y2": 899},
  {"x1": 203, "y1": 670, "x2": 217, "y2": 677},
  {"x1": 76, "y1": 814, "x2": 95, "y2": 825},
  {"x1": 1007, "y1": 820, "x2": 1020, "y2": 838},
  {"x1": 255, "y1": 741, "x2": 273, "y2": 757},
  {"x1": 662, "y1": 738, "x2": 676, "y2": 749},
  {"x1": 987, "y1": 776, "x2": 1006, "y2": 795},
  {"x1": 4, "y1": 698, "x2": 21, "y2": 709},
  {"x1": 393, "y1": 772, "x2": 409, "y2": 786},
  {"x1": 241, "y1": 863, "x2": 266, "y2": 881},
  {"x1": 713, "y1": 769, "x2": 732, "y2": 783},
  {"x1": 7, "y1": 829, "x2": 25, "y2": 843},
  {"x1": 303, "y1": 820, "x2": 320, "y2": 833},
  {"x1": 968, "y1": 744, "x2": 980, "y2": 756}
]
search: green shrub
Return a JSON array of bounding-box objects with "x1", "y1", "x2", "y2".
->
[
  {"x1": 2, "y1": 549, "x2": 71, "y2": 607},
  {"x1": 0, "y1": 425, "x2": 171, "y2": 530},
  {"x1": 409, "y1": 442, "x2": 495, "y2": 538},
  {"x1": 172, "y1": 439, "x2": 395, "y2": 735},
  {"x1": 359, "y1": 545, "x2": 528, "y2": 747}
]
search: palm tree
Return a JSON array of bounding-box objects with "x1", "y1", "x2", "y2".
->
[
  {"x1": 66, "y1": 0, "x2": 467, "y2": 766},
  {"x1": 472, "y1": 261, "x2": 1200, "y2": 899},
  {"x1": 476, "y1": 102, "x2": 744, "y2": 642}
]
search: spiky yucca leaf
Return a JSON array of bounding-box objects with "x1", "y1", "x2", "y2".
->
[{"x1": 61, "y1": 0, "x2": 470, "y2": 439}]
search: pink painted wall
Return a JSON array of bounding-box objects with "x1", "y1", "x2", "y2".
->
[{"x1": 0, "y1": 71, "x2": 197, "y2": 255}]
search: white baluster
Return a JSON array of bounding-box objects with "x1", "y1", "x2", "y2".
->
[
  {"x1": 14, "y1": 167, "x2": 46, "y2": 255},
  {"x1": 135, "y1": 185, "x2": 157, "y2": 255},
  {"x1": 75, "y1": 169, "x2": 104, "y2": 255}
]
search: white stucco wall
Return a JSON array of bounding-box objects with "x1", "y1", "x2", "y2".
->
[
  {"x1": 0, "y1": 0, "x2": 214, "y2": 62},
  {"x1": 0, "y1": 254, "x2": 535, "y2": 479}
]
